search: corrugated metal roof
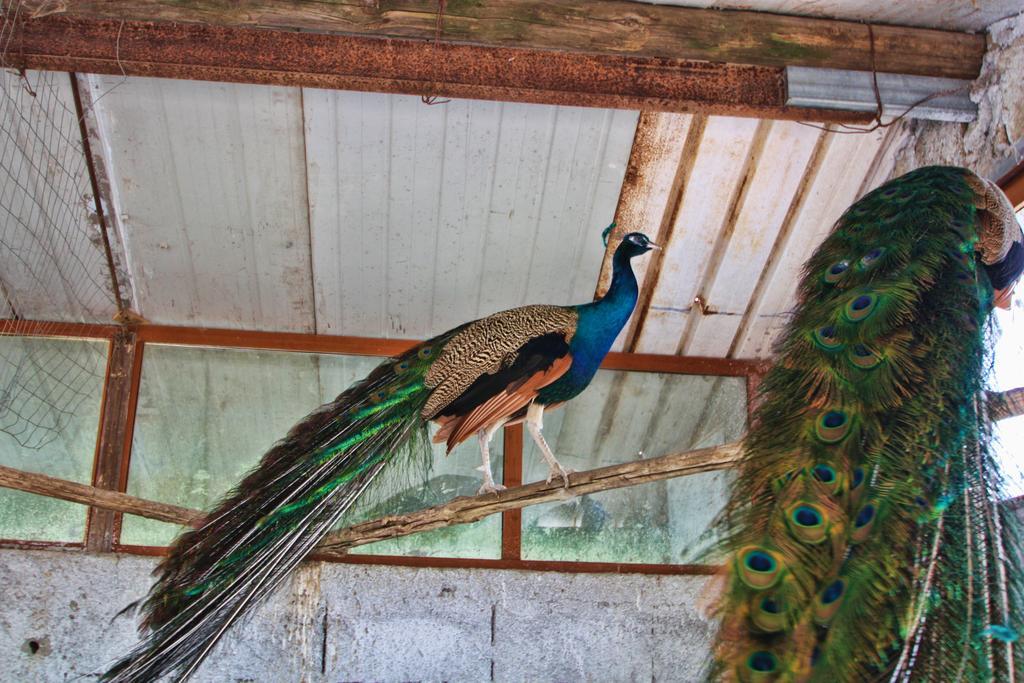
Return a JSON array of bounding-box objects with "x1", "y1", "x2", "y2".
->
[
  {"x1": 86, "y1": 76, "x2": 313, "y2": 331},
  {"x1": 28, "y1": 75, "x2": 907, "y2": 360},
  {"x1": 303, "y1": 89, "x2": 637, "y2": 338}
]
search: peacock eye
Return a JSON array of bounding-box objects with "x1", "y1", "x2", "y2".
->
[
  {"x1": 859, "y1": 247, "x2": 884, "y2": 269},
  {"x1": 823, "y1": 260, "x2": 850, "y2": 284}
]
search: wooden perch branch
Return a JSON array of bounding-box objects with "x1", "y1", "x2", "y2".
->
[
  {"x1": 0, "y1": 464, "x2": 202, "y2": 527},
  {"x1": 316, "y1": 441, "x2": 742, "y2": 557},
  {"x1": 0, "y1": 441, "x2": 743, "y2": 550},
  {"x1": 1, "y1": 387, "x2": 1021, "y2": 554}
]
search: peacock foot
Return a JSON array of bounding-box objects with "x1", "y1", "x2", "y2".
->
[
  {"x1": 477, "y1": 481, "x2": 507, "y2": 496},
  {"x1": 545, "y1": 464, "x2": 574, "y2": 489}
]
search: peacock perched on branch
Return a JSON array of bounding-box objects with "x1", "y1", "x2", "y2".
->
[
  {"x1": 710, "y1": 166, "x2": 1024, "y2": 682},
  {"x1": 102, "y1": 232, "x2": 658, "y2": 681}
]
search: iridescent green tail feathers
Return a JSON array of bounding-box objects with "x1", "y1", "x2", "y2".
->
[
  {"x1": 102, "y1": 337, "x2": 451, "y2": 682},
  {"x1": 710, "y1": 166, "x2": 1024, "y2": 682}
]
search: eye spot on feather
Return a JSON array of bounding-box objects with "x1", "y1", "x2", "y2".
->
[
  {"x1": 788, "y1": 503, "x2": 828, "y2": 543},
  {"x1": 737, "y1": 547, "x2": 785, "y2": 589},
  {"x1": 822, "y1": 580, "x2": 844, "y2": 604},
  {"x1": 855, "y1": 504, "x2": 875, "y2": 527},
  {"x1": 850, "y1": 343, "x2": 881, "y2": 369},
  {"x1": 813, "y1": 579, "x2": 846, "y2": 625},
  {"x1": 812, "y1": 325, "x2": 843, "y2": 351},
  {"x1": 823, "y1": 260, "x2": 850, "y2": 284},
  {"x1": 858, "y1": 247, "x2": 884, "y2": 270},
  {"x1": 851, "y1": 504, "x2": 876, "y2": 543},
  {"x1": 843, "y1": 292, "x2": 877, "y2": 322},
  {"x1": 750, "y1": 594, "x2": 786, "y2": 632},
  {"x1": 850, "y1": 467, "x2": 867, "y2": 503},
  {"x1": 795, "y1": 506, "x2": 821, "y2": 526},
  {"x1": 813, "y1": 464, "x2": 836, "y2": 484},
  {"x1": 815, "y1": 410, "x2": 851, "y2": 443},
  {"x1": 418, "y1": 346, "x2": 434, "y2": 359},
  {"x1": 393, "y1": 360, "x2": 411, "y2": 374},
  {"x1": 747, "y1": 651, "x2": 779, "y2": 674},
  {"x1": 746, "y1": 552, "x2": 774, "y2": 572},
  {"x1": 852, "y1": 467, "x2": 865, "y2": 488}
]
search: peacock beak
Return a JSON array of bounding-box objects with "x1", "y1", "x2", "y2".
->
[{"x1": 648, "y1": 242, "x2": 662, "y2": 251}]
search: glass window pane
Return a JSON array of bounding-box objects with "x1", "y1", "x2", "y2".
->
[
  {"x1": 122, "y1": 345, "x2": 501, "y2": 559},
  {"x1": 0, "y1": 336, "x2": 107, "y2": 542},
  {"x1": 345, "y1": 434, "x2": 502, "y2": 560},
  {"x1": 521, "y1": 371, "x2": 746, "y2": 564}
]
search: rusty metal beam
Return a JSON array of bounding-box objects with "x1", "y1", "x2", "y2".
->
[{"x1": 4, "y1": 14, "x2": 879, "y2": 122}]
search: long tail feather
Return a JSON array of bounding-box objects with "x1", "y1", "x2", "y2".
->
[
  {"x1": 709, "y1": 166, "x2": 1024, "y2": 682},
  {"x1": 103, "y1": 336, "x2": 454, "y2": 681}
]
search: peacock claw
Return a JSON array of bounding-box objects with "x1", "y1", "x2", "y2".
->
[
  {"x1": 546, "y1": 466, "x2": 573, "y2": 489},
  {"x1": 477, "y1": 482, "x2": 507, "y2": 496}
]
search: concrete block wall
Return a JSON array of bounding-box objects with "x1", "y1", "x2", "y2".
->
[{"x1": 0, "y1": 549, "x2": 716, "y2": 682}]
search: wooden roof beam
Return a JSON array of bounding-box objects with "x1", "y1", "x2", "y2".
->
[{"x1": 5, "y1": 1, "x2": 984, "y2": 121}]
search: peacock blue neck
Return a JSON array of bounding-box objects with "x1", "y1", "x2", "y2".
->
[{"x1": 537, "y1": 248, "x2": 639, "y2": 404}]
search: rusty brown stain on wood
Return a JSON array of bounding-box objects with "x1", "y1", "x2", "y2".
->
[
  {"x1": 85, "y1": 330, "x2": 139, "y2": 551},
  {"x1": 726, "y1": 126, "x2": 834, "y2": 358},
  {"x1": 9, "y1": 15, "x2": 877, "y2": 122},
  {"x1": 108, "y1": 542, "x2": 721, "y2": 575},
  {"x1": 675, "y1": 118, "x2": 773, "y2": 356},
  {"x1": 596, "y1": 112, "x2": 696, "y2": 301},
  {"x1": 501, "y1": 424, "x2": 523, "y2": 561},
  {"x1": 41, "y1": 1, "x2": 984, "y2": 79},
  {"x1": 997, "y1": 160, "x2": 1024, "y2": 210},
  {"x1": 621, "y1": 113, "x2": 708, "y2": 351},
  {"x1": 2, "y1": 319, "x2": 759, "y2": 374}
]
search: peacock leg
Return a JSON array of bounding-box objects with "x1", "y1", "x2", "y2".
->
[
  {"x1": 476, "y1": 420, "x2": 507, "y2": 495},
  {"x1": 525, "y1": 402, "x2": 572, "y2": 488}
]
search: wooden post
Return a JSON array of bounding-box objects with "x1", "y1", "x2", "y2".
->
[{"x1": 85, "y1": 330, "x2": 142, "y2": 551}]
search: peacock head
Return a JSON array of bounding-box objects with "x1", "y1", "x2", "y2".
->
[{"x1": 616, "y1": 232, "x2": 660, "y2": 258}]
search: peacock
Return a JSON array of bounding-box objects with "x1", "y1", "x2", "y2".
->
[
  {"x1": 710, "y1": 166, "x2": 1024, "y2": 682},
  {"x1": 102, "y1": 231, "x2": 658, "y2": 681}
]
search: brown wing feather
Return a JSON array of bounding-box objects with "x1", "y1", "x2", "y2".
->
[
  {"x1": 441, "y1": 354, "x2": 572, "y2": 451},
  {"x1": 421, "y1": 305, "x2": 576, "y2": 420}
]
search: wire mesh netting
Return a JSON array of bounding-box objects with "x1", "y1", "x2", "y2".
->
[{"x1": 0, "y1": 3, "x2": 119, "y2": 449}]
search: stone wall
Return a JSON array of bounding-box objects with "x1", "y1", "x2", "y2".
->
[
  {"x1": 0, "y1": 549, "x2": 716, "y2": 682},
  {"x1": 894, "y1": 12, "x2": 1024, "y2": 180}
]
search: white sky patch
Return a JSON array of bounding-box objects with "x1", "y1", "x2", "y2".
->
[{"x1": 992, "y1": 209, "x2": 1024, "y2": 498}]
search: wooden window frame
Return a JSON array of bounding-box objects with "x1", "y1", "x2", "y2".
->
[{"x1": 0, "y1": 319, "x2": 759, "y2": 575}]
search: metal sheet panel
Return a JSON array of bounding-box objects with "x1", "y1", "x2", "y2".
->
[
  {"x1": 641, "y1": 0, "x2": 1014, "y2": 31},
  {"x1": 304, "y1": 90, "x2": 637, "y2": 339},
  {"x1": 86, "y1": 75, "x2": 314, "y2": 332},
  {"x1": 635, "y1": 116, "x2": 761, "y2": 354},
  {"x1": 682, "y1": 120, "x2": 824, "y2": 357},
  {"x1": 731, "y1": 126, "x2": 889, "y2": 357}
]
